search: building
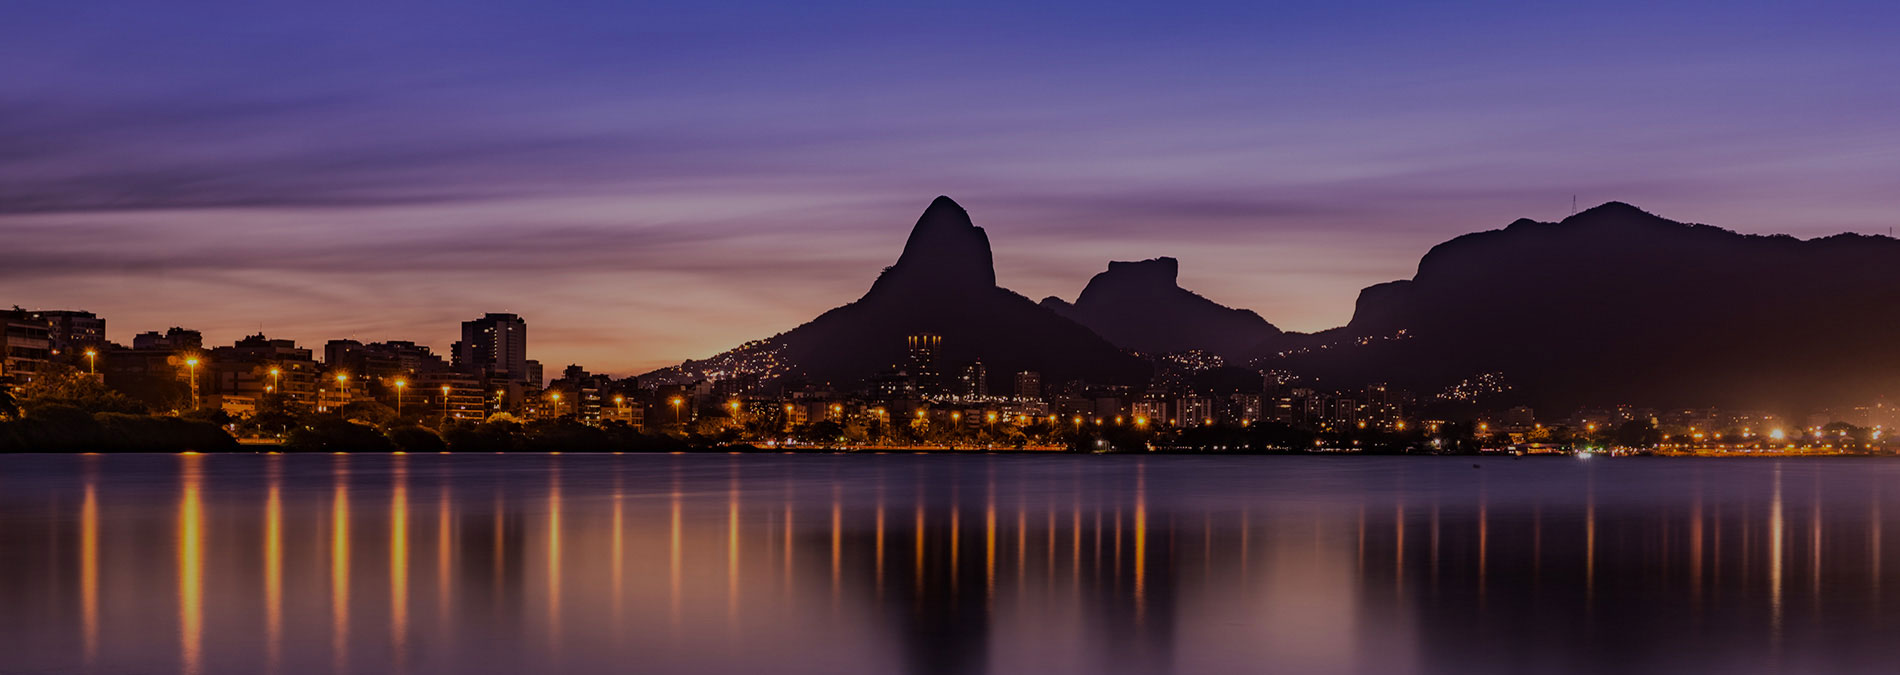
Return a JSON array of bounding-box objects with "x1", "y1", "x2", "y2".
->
[
  {"x1": 28, "y1": 310, "x2": 105, "y2": 365},
  {"x1": 454, "y1": 313, "x2": 531, "y2": 383},
  {"x1": 603, "y1": 390, "x2": 644, "y2": 426},
  {"x1": 547, "y1": 364, "x2": 613, "y2": 425},
  {"x1": 326, "y1": 339, "x2": 448, "y2": 382},
  {"x1": 1014, "y1": 371, "x2": 1041, "y2": 400},
  {"x1": 906, "y1": 333, "x2": 941, "y2": 394},
  {"x1": 1227, "y1": 393, "x2": 1263, "y2": 425},
  {"x1": 957, "y1": 360, "x2": 988, "y2": 398},
  {"x1": 104, "y1": 331, "x2": 206, "y2": 411},
  {"x1": 208, "y1": 333, "x2": 319, "y2": 411},
  {"x1": 1174, "y1": 397, "x2": 1216, "y2": 426},
  {"x1": 415, "y1": 371, "x2": 487, "y2": 422},
  {"x1": 0, "y1": 310, "x2": 53, "y2": 383},
  {"x1": 132, "y1": 327, "x2": 203, "y2": 351}
]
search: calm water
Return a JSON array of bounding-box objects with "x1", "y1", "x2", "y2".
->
[{"x1": 5, "y1": 453, "x2": 1900, "y2": 674}]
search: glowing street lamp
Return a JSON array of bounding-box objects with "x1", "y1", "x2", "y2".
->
[
  {"x1": 394, "y1": 379, "x2": 407, "y2": 416},
  {"x1": 334, "y1": 373, "x2": 350, "y2": 410},
  {"x1": 671, "y1": 397, "x2": 684, "y2": 425},
  {"x1": 184, "y1": 357, "x2": 201, "y2": 410},
  {"x1": 84, "y1": 348, "x2": 97, "y2": 374},
  {"x1": 268, "y1": 367, "x2": 281, "y2": 396},
  {"x1": 441, "y1": 385, "x2": 453, "y2": 422}
]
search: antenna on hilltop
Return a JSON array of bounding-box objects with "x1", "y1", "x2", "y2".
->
[{"x1": 1572, "y1": 195, "x2": 1577, "y2": 216}]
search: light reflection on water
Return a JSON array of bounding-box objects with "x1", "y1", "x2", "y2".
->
[{"x1": 5, "y1": 454, "x2": 1900, "y2": 674}]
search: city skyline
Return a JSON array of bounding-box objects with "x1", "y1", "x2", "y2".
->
[
  {"x1": 12, "y1": 195, "x2": 1897, "y2": 378},
  {"x1": 8, "y1": 1, "x2": 1900, "y2": 374}
]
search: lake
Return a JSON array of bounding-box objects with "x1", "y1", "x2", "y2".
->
[{"x1": 3, "y1": 453, "x2": 1898, "y2": 674}]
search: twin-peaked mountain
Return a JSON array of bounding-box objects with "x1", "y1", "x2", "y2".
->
[
  {"x1": 645, "y1": 197, "x2": 1148, "y2": 391},
  {"x1": 1040, "y1": 257, "x2": 1281, "y2": 361},
  {"x1": 1264, "y1": 202, "x2": 1900, "y2": 411}
]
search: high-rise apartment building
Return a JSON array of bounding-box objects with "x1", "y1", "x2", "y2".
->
[
  {"x1": 454, "y1": 313, "x2": 530, "y2": 383},
  {"x1": 1014, "y1": 371, "x2": 1041, "y2": 400},
  {"x1": 957, "y1": 360, "x2": 988, "y2": 398},
  {"x1": 906, "y1": 333, "x2": 941, "y2": 393}
]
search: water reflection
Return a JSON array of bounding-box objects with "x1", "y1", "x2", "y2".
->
[
  {"x1": 391, "y1": 458, "x2": 410, "y2": 666},
  {"x1": 80, "y1": 472, "x2": 98, "y2": 665},
  {"x1": 178, "y1": 454, "x2": 204, "y2": 675},
  {"x1": 10, "y1": 455, "x2": 1900, "y2": 673},
  {"x1": 266, "y1": 460, "x2": 284, "y2": 673},
  {"x1": 331, "y1": 456, "x2": 349, "y2": 674}
]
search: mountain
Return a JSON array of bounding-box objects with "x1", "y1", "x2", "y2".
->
[
  {"x1": 647, "y1": 196, "x2": 1148, "y2": 391},
  {"x1": 1260, "y1": 202, "x2": 1900, "y2": 412},
  {"x1": 1040, "y1": 257, "x2": 1280, "y2": 361}
]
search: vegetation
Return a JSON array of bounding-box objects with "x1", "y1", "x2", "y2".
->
[{"x1": 0, "y1": 404, "x2": 238, "y2": 452}]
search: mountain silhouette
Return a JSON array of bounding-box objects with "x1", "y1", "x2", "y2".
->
[
  {"x1": 1041, "y1": 257, "x2": 1280, "y2": 361},
  {"x1": 649, "y1": 196, "x2": 1147, "y2": 391},
  {"x1": 1260, "y1": 202, "x2": 1900, "y2": 412}
]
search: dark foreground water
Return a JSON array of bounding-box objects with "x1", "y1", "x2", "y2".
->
[{"x1": 4, "y1": 454, "x2": 1900, "y2": 674}]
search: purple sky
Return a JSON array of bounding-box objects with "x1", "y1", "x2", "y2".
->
[{"x1": 5, "y1": 0, "x2": 1899, "y2": 374}]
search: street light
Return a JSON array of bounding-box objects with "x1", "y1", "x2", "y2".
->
[
  {"x1": 334, "y1": 373, "x2": 349, "y2": 410},
  {"x1": 394, "y1": 379, "x2": 407, "y2": 416},
  {"x1": 671, "y1": 397, "x2": 684, "y2": 425},
  {"x1": 184, "y1": 357, "x2": 201, "y2": 410},
  {"x1": 268, "y1": 367, "x2": 281, "y2": 398},
  {"x1": 442, "y1": 385, "x2": 453, "y2": 423},
  {"x1": 84, "y1": 349, "x2": 97, "y2": 374}
]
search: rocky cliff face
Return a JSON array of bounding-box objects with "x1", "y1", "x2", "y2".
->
[
  {"x1": 1042, "y1": 257, "x2": 1280, "y2": 360},
  {"x1": 866, "y1": 196, "x2": 996, "y2": 297},
  {"x1": 1261, "y1": 202, "x2": 1900, "y2": 411}
]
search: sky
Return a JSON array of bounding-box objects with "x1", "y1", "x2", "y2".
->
[{"x1": 5, "y1": 0, "x2": 1899, "y2": 375}]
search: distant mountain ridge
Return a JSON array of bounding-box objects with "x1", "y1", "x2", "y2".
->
[
  {"x1": 1260, "y1": 202, "x2": 1900, "y2": 411},
  {"x1": 644, "y1": 197, "x2": 1147, "y2": 391},
  {"x1": 1041, "y1": 257, "x2": 1280, "y2": 361},
  {"x1": 647, "y1": 197, "x2": 1900, "y2": 413}
]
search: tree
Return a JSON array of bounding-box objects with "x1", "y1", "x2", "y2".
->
[
  {"x1": 339, "y1": 401, "x2": 397, "y2": 427},
  {"x1": 1613, "y1": 420, "x2": 1663, "y2": 449},
  {"x1": 388, "y1": 426, "x2": 448, "y2": 453},
  {"x1": 0, "y1": 386, "x2": 16, "y2": 420},
  {"x1": 14, "y1": 365, "x2": 143, "y2": 416},
  {"x1": 286, "y1": 418, "x2": 393, "y2": 452}
]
